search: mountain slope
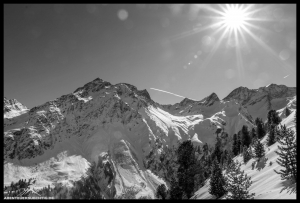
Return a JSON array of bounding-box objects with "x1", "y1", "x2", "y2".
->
[{"x1": 192, "y1": 109, "x2": 296, "y2": 199}]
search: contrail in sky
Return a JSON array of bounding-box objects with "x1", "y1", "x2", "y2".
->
[
  {"x1": 149, "y1": 88, "x2": 195, "y2": 100},
  {"x1": 283, "y1": 75, "x2": 289, "y2": 78}
]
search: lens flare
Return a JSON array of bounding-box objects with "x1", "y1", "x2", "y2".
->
[{"x1": 221, "y1": 4, "x2": 248, "y2": 30}]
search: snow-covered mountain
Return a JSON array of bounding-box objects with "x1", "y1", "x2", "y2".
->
[
  {"x1": 4, "y1": 97, "x2": 29, "y2": 119},
  {"x1": 3, "y1": 79, "x2": 296, "y2": 198}
]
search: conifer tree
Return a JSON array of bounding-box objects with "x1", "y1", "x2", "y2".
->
[
  {"x1": 253, "y1": 138, "x2": 265, "y2": 160},
  {"x1": 255, "y1": 117, "x2": 266, "y2": 139},
  {"x1": 274, "y1": 127, "x2": 297, "y2": 182},
  {"x1": 267, "y1": 125, "x2": 276, "y2": 146},
  {"x1": 156, "y1": 184, "x2": 167, "y2": 199},
  {"x1": 176, "y1": 140, "x2": 196, "y2": 199},
  {"x1": 225, "y1": 161, "x2": 255, "y2": 199},
  {"x1": 250, "y1": 128, "x2": 257, "y2": 143},
  {"x1": 267, "y1": 110, "x2": 281, "y2": 126},
  {"x1": 243, "y1": 146, "x2": 251, "y2": 164},
  {"x1": 226, "y1": 150, "x2": 233, "y2": 170},
  {"x1": 237, "y1": 133, "x2": 242, "y2": 154},
  {"x1": 209, "y1": 158, "x2": 227, "y2": 199},
  {"x1": 212, "y1": 135, "x2": 222, "y2": 163},
  {"x1": 241, "y1": 125, "x2": 251, "y2": 148},
  {"x1": 232, "y1": 134, "x2": 239, "y2": 156},
  {"x1": 169, "y1": 176, "x2": 183, "y2": 199}
]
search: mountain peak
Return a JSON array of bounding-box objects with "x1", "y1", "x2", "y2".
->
[
  {"x1": 179, "y1": 98, "x2": 196, "y2": 106},
  {"x1": 4, "y1": 97, "x2": 28, "y2": 117},
  {"x1": 222, "y1": 86, "x2": 254, "y2": 101},
  {"x1": 207, "y1": 92, "x2": 220, "y2": 101},
  {"x1": 198, "y1": 92, "x2": 220, "y2": 106},
  {"x1": 73, "y1": 78, "x2": 110, "y2": 93}
]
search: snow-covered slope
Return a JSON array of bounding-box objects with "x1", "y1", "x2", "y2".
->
[
  {"x1": 3, "y1": 79, "x2": 296, "y2": 199},
  {"x1": 192, "y1": 109, "x2": 297, "y2": 199}
]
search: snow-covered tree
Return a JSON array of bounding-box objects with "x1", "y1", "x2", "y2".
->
[
  {"x1": 253, "y1": 138, "x2": 265, "y2": 160},
  {"x1": 225, "y1": 160, "x2": 255, "y2": 199},
  {"x1": 209, "y1": 158, "x2": 227, "y2": 199},
  {"x1": 274, "y1": 127, "x2": 297, "y2": 182}
]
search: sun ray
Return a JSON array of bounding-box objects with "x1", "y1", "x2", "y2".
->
[
  {"x1": 243, "y1": 26, "x2": 295, "y2": 74},
  {"x1": 200, "y1": 24, "x2": 229, "y2": 70},
  {"x1": 169, "y1": 24, "x2": 214, "y2": 41}
]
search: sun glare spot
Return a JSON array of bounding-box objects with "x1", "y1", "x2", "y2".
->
[{"x1": 221, "y1": 5, "x2": 248, "y2": 30}]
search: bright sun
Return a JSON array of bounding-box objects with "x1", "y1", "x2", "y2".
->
[{"x1": 221, "y1": 5, "x2": 248, "y2": 30}]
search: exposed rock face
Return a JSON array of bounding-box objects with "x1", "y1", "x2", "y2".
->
[
  {"x1": 3, "y1": 79, "x2": 296, "y2": 198},
  {"x1": 4, "y1": 97, "x2": 28, "y2": 118}
]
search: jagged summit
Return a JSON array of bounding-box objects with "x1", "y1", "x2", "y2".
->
[
  {"x1": 73, "y1": 78, "x2": 110, "y2": 93},
  {"x1": 4, "y1": 97, "x2": 28, "y2": 111},
  {"x1": 222, "y1": 86, "x2": 256, "y2": 102},
  {"x1": 203, "y1": 92, "x2": 220, "y2": 102},
  {"x1": 179, "y1": 97, "x2": 196, "y2": 106},
  {"x1": 197, "y1": 92, "x2": 220, "y2": 106},
  {"x1": 4, "y1": 97, "x2": 28, "y2": 118}
]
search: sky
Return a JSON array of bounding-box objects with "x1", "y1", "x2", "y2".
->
[{"x1": 4, "y1": 4, "x2": 296, "y2": 109}]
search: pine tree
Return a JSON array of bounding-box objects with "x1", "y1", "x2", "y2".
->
[
  {"x1": 267, "y1": 125, "x2": 276, "y2": 146},
  {"x1": 156, "y1": 184, "x2": 167, "y2": 199},
  {"x1": 267, "y1": 110, "x2": 282, "y2": 126},
  {"x1": 253, "y1": 138, "x2": 265, "y2": 160},
  {"x1": 250, "y1": 128, "x2": 257, "y2": 143},
  {"x1": 274, "y1": 127, "x2": 297, "y2": 182},
  {"x1": 225, "y1": 161, "x2": 255, "y2": 199},
  {"x1": 220, "y1": 152, "x2": 226, "y2": 169},
  {"x1": 285, "y1": 107, "x2": 291, "y2": 117},
  {"x1": 226, "y1": 151, "x2": 233, "y2": 170},
  {"x1": 209, "y1": 158, "x2": 227, "y2": 199},
  {"x1": 212, "y1": 135, "x2": 222, "y2": 163},
  {"x1": 169, "y1": 176, "x2": 183, "y2": 199},
  {"x1": 176, "y1": 140, "x2": 196, "y2": 199},
  {"x1": 237, "y1": 133, "x2": 242, "y2": 154},
  {"x1": 232, "y1": 134, "x2": 239, "y2": 156},
  {"x1": 241, "y1": 125, "x2": 251, "y2": 148},
  {"x1": 243, "y1": 146, "x2": 251, "y2": 164},
  {"x1": 255, "y1": 117, "x2": 266, "y2": 139}
]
